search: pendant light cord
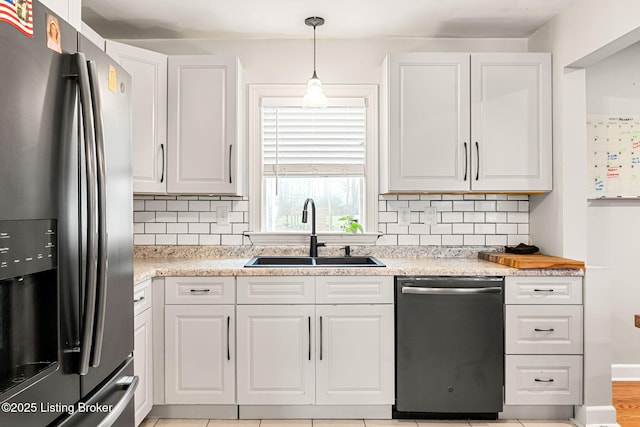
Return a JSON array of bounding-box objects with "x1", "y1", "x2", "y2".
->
[{"x1": 313, "y1": 23, "x2": 317, "y2": 76}]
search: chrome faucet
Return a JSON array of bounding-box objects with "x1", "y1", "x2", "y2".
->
[{"x1": 302, "y1": 198, "x2": 325, "y2": 257}]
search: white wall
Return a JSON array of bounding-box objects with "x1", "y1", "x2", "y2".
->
[
  {"x1": 121, "y1": 38, "x2": 526, "y2": 85},
  {"x1": 530, "y1": 0, "x2": 640, "y2": 362},
  {"x1": 585, "y1": 42, "x2": 640, "y2": 365},
  {"x1": 528, "y1": 0, "x2": 640, "y2": 259},
  {"x1": 527, "y1": 2, "x2": 640, "y2": 424}
]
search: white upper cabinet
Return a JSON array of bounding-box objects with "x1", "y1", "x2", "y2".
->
[
  {"x1": 106, "y1": 41, "x2": 168, "y2": 194},
  {"x1": 381, "y1": 52, "x2": 552, "y2": 193},
  {"x1": 41, "y1": 0, "x2": 80, "y2": 29},
  {"x1": 382, "y1": 53, "x2": 471, "y2": 192},
  {"x1": 167, "y1": 56, "x2": 244, "y2": 195},
  {"x1": 471, "y1": 53, "x2": 552, "y2": 192}
]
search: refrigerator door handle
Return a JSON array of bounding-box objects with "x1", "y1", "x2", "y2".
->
[
  {"x1": 96, "y1": 376, "x2": 139, "y2": 427},
  {"x1": 87, "y1": 59, "x2": 108, "y2": 368},
  {"x1": 75, "y1": 53, "x2": 99, "y2": 376}
]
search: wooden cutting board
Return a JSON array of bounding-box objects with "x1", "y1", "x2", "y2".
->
[{"x1": 478, "y1": 252, "x2": 585, "y2": 269}]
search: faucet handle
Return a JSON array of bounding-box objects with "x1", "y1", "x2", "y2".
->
[
  {"x1": 342, "y1": 245, "x2": 351, "y2": 256},
  {"x1": 317, "y1": 242, "x2": 326, "y2": 248}
]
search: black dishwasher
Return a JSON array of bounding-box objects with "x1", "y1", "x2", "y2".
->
[{"x1": 394, "y1": 276, "x2": 504, "y2": 419}]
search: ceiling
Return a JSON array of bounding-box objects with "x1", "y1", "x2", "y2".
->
[{"x1": 82, "y1": 0, "x2": 578, "y2": 40}]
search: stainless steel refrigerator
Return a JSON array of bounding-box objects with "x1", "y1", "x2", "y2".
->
[{"x1": 0, "y1": 1, "x2": 136, "y2": 425}]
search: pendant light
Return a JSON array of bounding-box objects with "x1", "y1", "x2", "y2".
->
[{"x1": 302, "y1": 16, "x2": 328, "y2": 108}]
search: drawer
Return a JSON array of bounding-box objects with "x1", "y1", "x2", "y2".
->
[
  {"x1": 316, "y1": 276, "x2": 393, "y2": 304},
  {"x1": 236, "y1": 276, "x2": 314, "y2": 304},
  {"x1": 165, "y1": 277, "x2": 235, "y2": 305},
  {"x1": 505, "y1": 305, "x2": 583, "y2": 354},
  {"x1": 133, "y1": 279, "x2": 152, "y2": 316},
  {"x1": 505, "y1": 355, "x2": 583, "y2": 405},
  {"x1": 505, "y1": 276, "x2": 582, "y2": 304}
]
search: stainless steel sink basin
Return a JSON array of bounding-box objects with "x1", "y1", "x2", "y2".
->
[{"x1": 244, "y1": 256, "x2": 385, "y2": 268}]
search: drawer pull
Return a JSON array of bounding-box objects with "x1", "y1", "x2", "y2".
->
[
  {"x1": 534, "y1": 328, "x2": 555, "y2": 332},
  {"x1": 133, "y1": 296, "x2": 145, "y2": 303},
  {"x1": 534, "y1": 378, "x2": 555, "y2": 383},
  {"x1": 308, "y1": 316, "x2": 311, "y2": 361},
  {"x1": 533, "y1": 288, "x2": 554, "y2": 292},
  {"x1": 227, "y1": 316, "x2": 231, "y2": 361},
  {"x1": 190, "y1": 289, "x2": 211, "y2": 293}
]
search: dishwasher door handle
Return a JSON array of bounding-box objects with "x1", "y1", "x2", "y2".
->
[{"x1": 401, "y1": 286, "x2": 503, "y2": 295}]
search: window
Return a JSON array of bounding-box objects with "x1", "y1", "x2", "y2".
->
[
  {"x1": 248, "y1": 85, "x2": 378, "y2": 243},
  {"x1": 262, "y1": 102, "x2": 365, "y2": 232}
]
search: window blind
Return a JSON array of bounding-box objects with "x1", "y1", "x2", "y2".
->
[{"x1": 261, "y1": 100, "x2": 366, "y2": 176}]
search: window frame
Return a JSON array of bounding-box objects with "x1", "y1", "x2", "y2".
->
[{"x1": 247, "y1": 84, "x2": 379, "y2": 245}]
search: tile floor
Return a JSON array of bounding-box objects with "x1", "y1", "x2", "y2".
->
[{"x1": 140, "y1": 419, "x2": 576, "y2": 427}]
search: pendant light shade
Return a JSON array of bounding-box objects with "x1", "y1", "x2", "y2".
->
[{"x1": 303, "y1": 16, "x2": 327, "y2": 108}]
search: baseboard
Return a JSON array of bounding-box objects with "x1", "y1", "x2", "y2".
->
[
  {"x1": 499, "y1": 405, "x2": 573, "y2": 419},
  {"x1": 611, "y1": 364, "x2": 640, "y2": 381},
  {"x1": 573, "y1": 405, "x2": 620, "y2": 427},
  {"x1": 239, "y1": 405, "x2": 392, "y2": 419},
  {"x1": 149, "y1": 405, "x2": 238, "y2": 419}
]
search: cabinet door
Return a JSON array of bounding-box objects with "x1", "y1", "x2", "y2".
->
[
  {"x1": 164, "y1": 305, "x2": 235, "y2": 404},
  {"x1": 167, "y1": 56, "x2": 242, "y2": 195},
  {"x1": 471, "y1": 53, "x2": 552, "y2": 191},
  {"x1": 133, "y1": 308, "x2": 153, "y2": 426},
  {"x1": 106, "y1": 41, "x2": 168, "y2": 194},
  {"x1": 386, "y1": 53, "x2": 470, "y2": 192},
  {"x1": 236, "y1": 305, "x2": 315, "y2": 404},
  {"x1": 315, "y1": 305, "x2": 394, "y2": 405},
  {"x1": 41, "y1": 0, "x2": 81, "y2": 29}
]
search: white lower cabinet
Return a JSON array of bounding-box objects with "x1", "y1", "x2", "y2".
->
[
  {"x1": 163, "y1": 277, "x2": 236, "y2": 404},
  {"x1": 133, "y1": 280, "x2": 153, "y2": 426},
  {"x1": 504, "y1": 276, "x2": 583, "y2": 405},
  {"x1": 315, "y1": 305, "x2": 394, "y2": 405},
  {"x1": 236, "y1": 305, "x2": 315, "y2": 404},
  {"x1": 505, "y1": 355, "x2": 583, "y2": 405},
  {"x1": 235, "y1": 276, "x2": 394, "y2": 407}
]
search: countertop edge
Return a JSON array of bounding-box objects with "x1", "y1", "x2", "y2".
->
[{"x1": 133, "y1": 257, "x2": 584, "y2": 286}]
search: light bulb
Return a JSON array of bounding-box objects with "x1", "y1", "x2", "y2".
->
[{"x1": 303, "y1": 77, "x2": 328, "y2": 108}]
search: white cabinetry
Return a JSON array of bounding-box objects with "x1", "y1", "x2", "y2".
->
[
  {"x1": 381, "y1": 52, "x2": 551, "y2": 193},
  {"x1": 106, "y1": 41, "x2": 168, "y2": 194},
  {"x1": 236, "y1": 276, "x2": 394, "y2": 406},
  {"x1": 41, "y1": 0, "x2": 80, "y2": 29},
  {"x1": 504, "y1": 276, "x2": 583, "y2": 405},
  {"x1": 133, "y1": 280, "x2": 153, "y2": 426},
  {"x1": 164, "y1": 277, "x2": 235, "y2": 404},
  {"x1": 167, "y1": 56, "x2": 244, "y2": 195},
  {"x1": 236, "y1": 304, "x2": 315, "y2": 404},
  {"x1": 315, "y1": 304, "x2": 393, "y2": 405}
]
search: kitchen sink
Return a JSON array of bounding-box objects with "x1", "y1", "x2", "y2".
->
[{"x1": 244, "y1": 256, "x2": 385, "y2": 268}]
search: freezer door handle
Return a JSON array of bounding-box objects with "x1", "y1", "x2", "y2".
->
[
  {"x1": 87, "y1": 59, "x2": 109, "y2": 369},
  {"x1": 75, "y1": 53, "x2": 99, "y2": 376},
  {"x1": 401, "y1": 286, "x2": 503, "y2": 295},
  {"x1": 96, "y1": 375, "x2": 139, "y2": 427}
]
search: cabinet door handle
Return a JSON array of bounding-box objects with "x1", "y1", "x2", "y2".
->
[
  {"x1": 534, "y1": 378, "x2": 555, "y2": 383},
  {"x1": 308, "y1": 316, "x2": 311, "y2": 361},
  {"x1": 133, "y1": 296, "x2": 145, "y2": 303},
  {"x1": 160, "y1": 143, "x2": 165, "y2": 183},
  {"x1": 475, "y1": 141, "x2": 480, "y2": 181},
  {"x1": 534, "y1": 328, "x2": 555, "y2": 332},
  {"x1": 463, "y1": 142, "x2": 468, "y2": 181},
  {"x1": 319, "y1": 316, "x2": 323, "y2": 361},
  {"x1": 226, "y1": 316, "x2": 231, "y2": 361},
  {"x1": 229, "y1": 144, "x2": 233, "y2": 184}
]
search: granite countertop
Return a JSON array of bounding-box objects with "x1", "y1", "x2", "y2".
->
[{"x1": 133, "y1": 256, "x2": 584, "y2": 285}]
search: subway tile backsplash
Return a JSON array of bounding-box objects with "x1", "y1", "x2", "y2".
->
[
  {"x1": 133, "y1": 195, "x2": 250, "y2": 246},
  {"x1": 133, "y1": 194, "x2": 529, "y2": 247},
  {"x1": 378, "y1": 194, "x2": 529, "y2": 246}
]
